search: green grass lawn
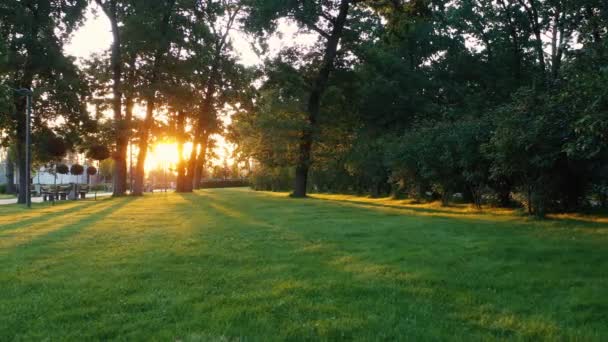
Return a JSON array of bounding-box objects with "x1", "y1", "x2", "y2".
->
[
  {"x1": 1, "y1": 188, "x2": 607, "y2": 340},
  {"x1": 0, "y1": 194, "x2": 16, "y2": 200}
]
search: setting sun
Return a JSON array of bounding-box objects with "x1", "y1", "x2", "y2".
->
[
  {"x1": 143, "y1": 142, "x2": 190, "y2": 172},
  {"x1": 142, "y1": 136, "x2": 234, "y2": 174}
]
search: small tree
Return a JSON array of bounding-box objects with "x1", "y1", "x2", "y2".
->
[
  {"x1": 87, "y1": 166, "x2": 97, "y2": 176},
  {"x1": 56, "y1": 164, "x2": 69, "y2": 184},
  {"x1": 86, "y1": 145, "x2": 110, "y2": 161},
  {"x1": 70, "y1": 164, "x2": 85, "y2": 184}
]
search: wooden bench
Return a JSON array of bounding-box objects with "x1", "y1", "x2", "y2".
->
[
  {"x1": 78, "y1": 185, "x2": 89, "y2": 199},
  {"x1": 57, "y1": 185, "x2": 70, "y2": 200},
  {"x1": 41, "y1": 186, "x2": 55, "y2": 201}
]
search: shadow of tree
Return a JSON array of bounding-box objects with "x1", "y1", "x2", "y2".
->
[
  {"x1": 185, "y1": 191, "x2": 575, "y2": 339},
  {"x1": 0, "y1": 199, "x2": 108, "y2": 232},
  {"x1": 1, "y1": 197, "x2": 136, "y2": 259}
]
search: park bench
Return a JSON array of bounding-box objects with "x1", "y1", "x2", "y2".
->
[
  {"x1": 77, "y1": 184, "x2": 89, "y2": 199},
  {"x1": 41, "y1": 186, "x2": 55, "y2": 201},
  {"x1": 57, "y1": 185, "x2": 70, "y2": 200}
]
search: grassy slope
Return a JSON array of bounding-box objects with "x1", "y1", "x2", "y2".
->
[{"x1": 0, "y1": 188, "x2": 606, "y2": 340}]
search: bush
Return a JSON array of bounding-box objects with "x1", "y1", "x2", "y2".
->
[
  {"x1": 249, "y1": 166, "x2": 292, "y2": 191},
  {"x1": 86, "y1": 145, "x2": 110, "y2": 161},
  {"x1": 200, "y1": 179, "x2": 249, "y2": 189},
  {"x1": 0, "y1": 184, "x2": 6, "y2": 194},
  {"x1": 70, "y1": 164, "x2": 84, "y2": 176},
  {"x1": 45, "y1": 136, "x2": 67, "y2": 159},
  {"x1": 91, "y1": 184, "x2": 109, "y2": 192},
  {"x1": 56, "y1": 164, "x2": 69, "y2": 175},
  {"x1": 87, "y1": 166, "x2": 97, "y2": 176}
]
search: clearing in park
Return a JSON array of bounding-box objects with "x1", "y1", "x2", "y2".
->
[{"x1": 1, "y1": 188, "x2": 607, "y2": 340}]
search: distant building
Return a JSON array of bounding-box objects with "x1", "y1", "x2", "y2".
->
[
  {"x1": 0, "y1": 148, "x2": 7, "y2": 185},
  {"x1": 0, "y1": 147, "x2": 99, "y2": 185}
]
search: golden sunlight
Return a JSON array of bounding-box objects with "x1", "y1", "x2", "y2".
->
[
  {"x1": 144, "y1": 142, "x2": 191, "y2": 172},
  {"x1": 142, "y1": 136, "x2": 234, "y2": 173}
]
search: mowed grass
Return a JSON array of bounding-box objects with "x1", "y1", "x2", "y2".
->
[{"x1": 1, "y1": 189, "x2": 607, "y2": 340}]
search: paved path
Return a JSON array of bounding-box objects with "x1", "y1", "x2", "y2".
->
[{"x1": 0, "y1": 192, "x2": 113, "y2": 206}]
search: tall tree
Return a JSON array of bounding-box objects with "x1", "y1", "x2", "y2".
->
[
  {"x1": 94, "y1": 0, "x2": 130, "y2": 196},
  {"x1": 0, "y1": 0, "x2": 89, "y2": 203},
  {"x1": 131, "y1": 0, "x2": 177, "y2": 196}
]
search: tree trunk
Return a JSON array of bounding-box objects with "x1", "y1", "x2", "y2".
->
[
  {"x1": 527, "y1": 185, "x2": 533, "y2": 215},
  {"x1": 98, "y1": 0, "x2": 127, "y2": 197},
  {"x1": 133, "y1": 97, "x2": 155, "y2": 195},
  {"x1": 188, "y1": 87, "x2": 216, "y2": 191},
  {"x1": 193, "y1": 133, "x2": 210, "y2": 190},
  {"x1": 517, "y1": 0, "x2": 546, "y2": 80},
  {"x1": 15, "y1": 96, "x2": 27, "y2": 204},
  {"x1": 175, "y1": 111, "x2": 188, "y2": 192},
  {"x1": 131, "y1": 0, "x2": 176, "y2": 196},
  {"x1": 292, "y1": 0, "x2": 351, "y2": 197},
  {"x1": 185, "y1": 141, "x2": 199, "y2": 192},
  {"x1": 5, "y1": 153, "x2": 16, "y2": 194}
]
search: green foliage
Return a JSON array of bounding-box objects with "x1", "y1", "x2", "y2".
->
[
  {"x1": 98, "y1": 159, "x2": 114, "y2": 179},
  {"x1": 232, "y1": 0, "x2": 608, "y2": 215},
  {"x1": 86, "y1": 145, "x2": 111, "y2": 161},
  {"x1": 32, "y1": 129, "x2": 68, "y2": 165},
  {"x1": 86, "y1": 166, "x2": 98, "y2": 176},
  {"x1": 249, "y1": 165, "x2": 293, "y2": 191},
  {"x1": 56, "y1": 164, "x2": 69, "y2": 175},
  {"x1": 70, "y1": 164, "x2": 85, "y2": 176}
]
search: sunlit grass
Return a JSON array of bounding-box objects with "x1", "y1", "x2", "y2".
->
[{"x1": 0, "y1": 188, "x2": 607, "y2": 340}]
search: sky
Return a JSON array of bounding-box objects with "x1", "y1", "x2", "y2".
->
[
  {"x1": 65, "y1": 5, "x2": 317, "y2": 66},
  {"x1": 64, "y1": 4, "x2": 317, "y2": 171}
]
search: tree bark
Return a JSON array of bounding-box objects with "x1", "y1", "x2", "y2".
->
[
  {"x1": 132, "y1": 0, "x2": 176, "y2": 196},
  {"x1": 97, "y1": 0, "x2": 127, "y2": 196},
  {"x1": 188, "y1": 81, "x2": 217, "y2": 191},
  {"x1": 5, "y1": 152, "x2": 16, "y2": 194},
  {"x1": 175, "y1": 111, "x2": 187, "y2": 192},
  {"x1": 186, "y1": 7, "x2": 240, "y2": 191},
  {"x1": 15, "y1": 97, "x2": 27, "y2": 204},
  {"x1": 498, "y1": 0, "x2": 523, "y2": 81},
  {"x1": 292, "y1": 0, "x2": 352, "y2": 197},
  {"x1": 133, "y1": 96, "x2": 155, "y2": 195},
  {"x1": 193, "y1": 132, "x2": 210, "y2": 189},
  {"x1": 517, "y1": 0, "x2": 546, "y2": 80}
]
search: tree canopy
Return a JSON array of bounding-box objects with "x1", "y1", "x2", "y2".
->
[{"x1": 0, "y1": 0, "x2": 606, "y2": 216}]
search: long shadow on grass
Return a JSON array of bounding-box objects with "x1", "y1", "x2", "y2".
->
[
  {"x1": 1, "y1": 197, "x2": 135, "y2": 260},
  {"x1": 182, "y1": 191, "x2": 567, "y2": 339},
  {"x1": 0, "y1": 200, "x2": 108, "y2": 232},
  {"x1": 200, "y1": 190, "x2": 608, "y2": 339},
  {"x1": 310, "y1": 193, "x2": 608, "y2": 229},
  {"x1": 233, "y1": 189, "x2": 608, "y2": 231}
]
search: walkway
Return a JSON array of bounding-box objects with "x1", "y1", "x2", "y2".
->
[{"x1": 0, "y1": 192, "x2": 112, "y2": 205}]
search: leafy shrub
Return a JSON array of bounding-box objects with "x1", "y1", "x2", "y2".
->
[
  {"x1": 56, "y1": 164, "x2": 69, "y2": 175},
  {"x1": 87, "y1": 166, "x2": 97, "y2": 176},
  {"x1": 91, "y1": 184, "x2": 109, "y2": 192},
  {"x1": 250, "y1": 166, "x2": 292, "y2": 191},
  {"x1": 86, "y1": 145, "x2": 110, "y2": 161},
  {"x1": 200, "y1": 179, "x2": 249, "y2": 189},
  {"x1": 70, "y1": 164, "x2": 84, "y2": 176}
]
